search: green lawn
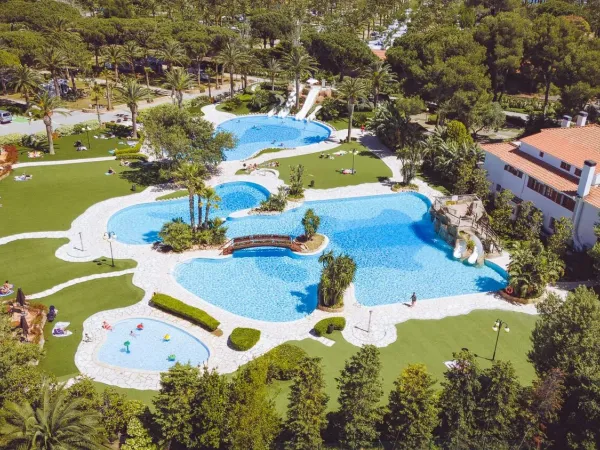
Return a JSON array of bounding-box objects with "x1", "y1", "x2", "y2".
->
[
  {"x1": 0, "y1": 238, "x2": 136, "y2": 294},
  {"x1": 38, "y1": 274, "x2": 144, "y2": 379},
  {"x1": 17, "y1": 131, "x2": 132, "y2": 162},
  {"x1": 264, "y1": 143, "x2": 392, "y2": 189},
  {"x1": 0, "y1": 161, "x2": 149, "y2": 238},
  {"x1": 216, "y1": 100, "x2": 252, "y2": 115},
  {"x1": 416, "y1": 169, "x2": 452, "y2": 195},
  {"x1": 155, "y1": 190, "x2": 187, "y2": 201},
  {"x1": 268, "y1": 310, "x2": 538, "y2": 413},
  {"x1": 327, "y1": 112, "x2": 375, "y2": 131}
]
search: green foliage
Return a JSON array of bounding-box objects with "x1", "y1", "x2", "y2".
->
[
  {"x1": 122, "y1": 417, "x2": 157, "y2": 450},
  {"x1": 158, "y1": 219, "x2": 194, "y2": 251},
  {"x1": 318, "y1": 251, "x2": 357, "y2": 308},
  {"x1": 529, "y1": 287, "x2": 600, "y2": 448},
  {"x1": 336, "y1": 345, "x2": 383, "y2": 448},
  {"x1": 100, "y1": 388, "x2": 146, "y2": 441},
  {"x1": 396, "y1": 145, "x2": 423, "y2": 185},
  {"x1": 513, "y1": 201, "x2": 543, "y2": 242},
  {"x1": 257, "y1": 186, "x2": 288, "y2": 212},
  {"x1": 288, "y1": 164, "x2": 305, "y2": 197},
  {"x1": 221, "y1": 96, "x2": 243, "y2": 111},
  {"x1": 445, "y1": 120, "x2": 473, "y2": 145},
  {"x1": 384, "y1": 363, "x2": 439, "y2": 449},
  {"x1": 285, "y1": 357, "x2": 329, "y2": 450},
  {"x1": 352, "y1": 112, "x2": 369, "y2": 127},
  {"x1": 313, "y1": 317, "x2": 346, "y2": 337},
  {"x1": 229, "y1": 327, "x2": 261, "y2": 351},
  {"x1": 258, "y1": 344, "x2": 309, "y2": 382},
  {"x1": 368, "y1": 98, "x2": 424, "y2": 150},
  {"x1": 318, "y1": 97, "x2": 345, "y2": 120},
  {"x1": 508, "y1": 240, "x2": 564, "y2": 298},
  {"x1": 301, "y1": 208, "x2": 320, "y2": 239},
  {"x1": 116, "y1": 153, "x2": 148, "y2": 161},
  {"x1": 150, "y1": 293, "x2": 220, "y2": 332},
  {"x1": 490, "y1": 189, "x2": 514, "y2": 238}
]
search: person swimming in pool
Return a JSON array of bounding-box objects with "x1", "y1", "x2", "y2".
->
[{"x1": 130, "y1": 330, "x2": 137, "y2": 338}]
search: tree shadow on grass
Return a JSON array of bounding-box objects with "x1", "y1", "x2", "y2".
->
[{"x1": 119, "y1": 162, "x2": 163, "y2": 187}]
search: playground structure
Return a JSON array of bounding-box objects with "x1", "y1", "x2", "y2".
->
[{"x1": 221, "y1": 234, "x2": 302, "y2": 255}]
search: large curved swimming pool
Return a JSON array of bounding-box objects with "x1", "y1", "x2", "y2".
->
[
  {"x1": 107, "y1": 181, "x2": 269, "y2": 244},
  {"x1": 218, "y1": 115, "x2": 331, "y2": 160},
  {"x1": 174, "y1": 193, "x2": 507, "y2": 322},
  {"x1": 97, "y1": 318, "x2": 209, "y2": 371}
]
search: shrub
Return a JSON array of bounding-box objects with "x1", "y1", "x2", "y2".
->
[
  {"x1": 158, "y1": 219, "x2": 194, "y2": 251},
  {"x1": 229, "y1": 327, "x2": 261, "y2": 351},
  {"x1": 221, "y1": 97, "x2": 242, "y2": 111},
  {"x1": 313, "y1": 317, "x2": 346, "y2": 337},
  {"x1": 115, "y1": 153, "x2": 147, "y2": 161},
  {"x1": 262, "y1": 344, "x2": 308, "y2": 381},
  {"x1": 150, "y1": 293, "x2": 220, "y2": 331},
  {"x1": 105, "y1": 122, "x2": 133, "y2": 138},
  {"x1": 190, "y1": 95, "x2": 211, "y2": 108},
  {"x1": 257, "y1": 186, "x2": 288, "y2": 212},
  {"x1": 318, "y1": 97, "x2": 345, "y2": 120},
  {"x1": 115, "y1": 141, "x2": 142, "y2": 155},
  {"x1": 352, "y1": 112, "x2": 369, "y2": 127},
  {"x1": 0, "y1": 133, "x2": 25, "y2": 146}
]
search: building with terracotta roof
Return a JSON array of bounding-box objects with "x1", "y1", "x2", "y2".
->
[{"x1": 481, "y1": 113, "x2": 600, "y2": 248}]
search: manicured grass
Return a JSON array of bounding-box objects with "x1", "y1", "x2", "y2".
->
[
  {"x1": 216, "y1": 100, "x2": 252, "y2": 115},
  {"x1": 155, "y1": 190, "x2": 187, "y2": 201},
  {"x1": 17, "y1": 131, "x2": 132, "y2": 162},
  {"x1": 267, "y1": 310, "x2": 538, "y2": 413},
  {"x1": 0, "y1": 161, "x2": 147, "y2": 238},
  {"x1": 0, "y1": 238, "x2": 136, "y2": 294},
  {"x1": 416, "y1": 169, "x2": 452, "y2": 195},
  {"x1": 38, "y1": 274, "x2": 144, "y2": 379},
  {"x1": 92, "y1": 381, "x2": 157, "y2": 407},
  {"x1": 264, "y1": 143, "x2": 392, "y2": 189},
  {"x1": 326, "y1": 112, "x2": 375, "y2": 131}
]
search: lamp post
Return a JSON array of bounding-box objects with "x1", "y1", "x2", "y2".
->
[
  {"x1": 491, "y1": 318, "x2": 509, "y2": 361},
  {"x1": 352, "y1": 148, "x2": 356, "y2": 175},
  {"x1": 84, "y1": 125, "x2": 92, "y2": 151},
  {"x1": 103, "y1": 231, "x2": 117, "y2": 267}
]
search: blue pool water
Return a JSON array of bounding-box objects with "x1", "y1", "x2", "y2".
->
[
  {"x1": 174, "y1": 193, "x2": 507, "y2": 322},
  {"x1": 107, "y1": 182, "x2": 269, "y2": 244},
  {"x1": 217, "y1": 115, "x2": 331, "y2": 160},
  {"x1": 97, "y1": 318, "x2": 210, "y2": 371}
]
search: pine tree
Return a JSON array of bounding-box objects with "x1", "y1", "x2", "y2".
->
[
  {"x1": 384, "y1": 363, "x2": 439, "y2": 449},
  {"x1": 336, "y1": 345, "x2": 383, "y2": 448},
  {"x1": 285, "y1": 357, "x2": 329, "y2": 450}
]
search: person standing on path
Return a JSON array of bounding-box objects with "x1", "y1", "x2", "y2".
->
[{"x1": 410, "y1": 292, "x2": 417, "y2": 307}]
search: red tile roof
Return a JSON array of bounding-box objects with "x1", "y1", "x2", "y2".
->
[
  {"x1": 372, "y1": 49, "x2": 386, "y2": 60},
  {"x1": 520, "y1": 124, "x2": 600, "y2": 168}
]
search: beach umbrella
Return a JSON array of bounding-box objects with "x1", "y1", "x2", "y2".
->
[
  {"x1": 19, "y1": 314, "x2": 29, "y2": 335},
  {"x1": 16, "y1": 288, "x2": 25, "y2": 306}
]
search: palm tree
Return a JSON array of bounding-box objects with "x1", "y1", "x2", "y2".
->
[
  {"x1": 0, "y1": 382, "x2": 108, "y2": 449},
  {"x1": 205, "y1": 68, "x2": 216, "y2": 99},
  {"x1": 99, "y1": 69, "x2": 113, "y2": 111},
  {"x1": 90, "y1": 82, "x2": 104, "y2": 126},
  {"x1": 102, "y1": 45, "x2": 125, "y2": 81},
  {"x1": 122, "y1": 41, "x2": 141, "y2": 74},
  {"x1": 156, "y1": 41, "x2": 186, "y2": 70},
  {"x1": 194, "y1": 178, "x2": 207, "y2": 227},
  {"x1": 337, "y1": 77, "x2": 369, "y2": 142},
  {"x1": 364, "y1": 60, "x2": 396, "y2": 108},
  {"x1": 368, "y1": 100, "x2": 421, "y2": 150},
  {"x1": 202, "y1": 186, "x2": 221, "y2": 228},
  {"x1": 214, "y1": 42, "x2": 250, "y2": 97},
  {"x1": 37, "y1": 47, "x2": 67, "y2": 98},
  {"x1": 28, "y1": 91, "x2": 66, "y2": 155},
  {"x1": 163, "y1": 67, "x2": 194, "y2": 109},
  {"x1": 265, "y1": 58, "x2": 281, "y2": 92},
  {"x1": 113, "y1": 78, "x2": 151, "y2": 139},
  {"x1": 281, "y1": 47, "x2": 317, "y2": 109},
  {"x1": 171, "y1": 162, "x2": 206, "y2": 229},
  {"x1": 9, "y1": 65, "x2": 42, "y2": 107},
  {"x1": 318, "y1": 251, "x2": 356, "y2": 307}
]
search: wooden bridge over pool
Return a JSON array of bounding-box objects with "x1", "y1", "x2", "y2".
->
[{"x1": 221, "y1": 234, "x2": 302, "y2": 255}]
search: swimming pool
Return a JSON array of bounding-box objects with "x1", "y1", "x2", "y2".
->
[
  {"x1": 107, "y1": 181, "x2": 269, "y2": 244},
  {"x1": 217, "y1": 115, "x2": 331, "y2": 160},
  {"x1": 174, "y1": 193, "x2": 507, "y2": 322},
  {"x1": 96, "y1": 318, "x2": 210, "y2": 371}
]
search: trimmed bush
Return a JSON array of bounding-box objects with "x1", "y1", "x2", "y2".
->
[
  {"x1": 229, "y1": 327, "x2": 261, "y2": 351},
  {"x1": 150, "y1": 293, "x2": 220, "y2": 332},
  {"x1": 115, "y1": 153, "x2": 147, "y2": 161},
  {"x1": 262, "y1": 343, "x2": 308, "y2": 381},
  {"x1": 313, "y1": 317, "x2": 346, "y2": 337}
]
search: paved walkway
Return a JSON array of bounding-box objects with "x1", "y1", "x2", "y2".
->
[{"x1": 14, "y1": 156, "x2": 115, "y2": 168}]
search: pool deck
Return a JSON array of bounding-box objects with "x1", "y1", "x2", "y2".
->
[{"x1": 2, "y1": 113, "x2": 532, "y2": 390}]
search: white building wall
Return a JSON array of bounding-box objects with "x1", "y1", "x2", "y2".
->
[{"x1": 575, "y1": 201, "x2": 600, "y2": 248}]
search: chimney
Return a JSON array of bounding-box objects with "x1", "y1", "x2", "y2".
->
[
  {"x1": 577, "y1": 160, "x2": 596, "y2": 197},
  {"x1": 576, "y1": 111, "x2": 588, "y2": 127},
  {"x1": 561, "y1": 115, "x2": 572, "y2": 128}
]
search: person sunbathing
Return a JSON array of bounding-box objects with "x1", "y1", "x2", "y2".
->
[
  {"x1": 107, "y1": 167, "x2": 115, "y2": 175},
  {"x1": 102, "y1": 321, "x2": 112, "y2": 330},
  {"x1": 1, "y1": 280, "x2": 13, "y2": 294}
]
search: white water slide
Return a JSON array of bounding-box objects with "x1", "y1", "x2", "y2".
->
[
  {"x1": 307, "y1": 105, "x2": 322, "y2": 121},
  {"x1": 277, "y1": 86, "x2": 301, "y2": 118},
  {"x1": 295, "y1": 87, "x2": 320, "y2": 120}
]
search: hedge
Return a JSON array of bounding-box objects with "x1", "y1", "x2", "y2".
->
[
  {"x1": 314, "y1": 317, "x2": 346, "y2": 337},
  {"x1": 115, "y1": 144, "x2": 142, "y2": 156},
  {"x1": 262, "y1": 343, "x2": 307, "y2": 381},
  {"x1": 150, "y1": 293, "x2": 220, "y2": 332},
  {"x1": 115, "y1": 153, "x2": 147, "y2": 161},
  {"x1": 229, "y1": 327, "x2": 261, "y2": 351}
]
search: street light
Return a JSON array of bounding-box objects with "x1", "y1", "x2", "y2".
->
[
  {"x1": 103, "y1": 231, "x2": 117, "y2": 267},
  {"x1": 491, "y1": 318, "x2": 509, "y2": 361},
  {"x1": 84, "y1": 125, "x2": 92, "y2": 151}
]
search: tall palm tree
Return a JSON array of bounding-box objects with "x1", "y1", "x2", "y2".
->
[
  {"x1": 265, "y1": 58, "x2": 281, "y2": 92},
  {"x1": 90, "y1": 81, "x2": 104, "y2": 126},
  {"x1": 214, "y1": 42, "x2": 250, "y2": 97},
  {"x1": 364, "y1": 60, "x2": 396, "y2": 108},
  {"x1": 113, "y1": 78, "x2": 151, "y2": 139},
  {"x1": 99, "y1": 69, "x2": 113, "y2": 111},
  {"x1": 281, "y1": 47, "x2": 317, "y2": 109},
  {"x1": 156, "y1": 41, "x2": 186, "y2": 70},
  {"x1": 28, "y1": 91, "x2": 66, "y2": 155},
  {"x1": 194, "y1": 178, "x2": 207, "y2": 228},
  {"x1": 163, "y1": 67, "x2": 194, "y2": 109},
  {"x1": 9, "y1": 65, "x2": 42, "y2": 107},
  {"x1": 102, "y1": 44, "x2": 125, "y2": 81},
  {"x1": 202, "y1": 186, "x2": 221, "y2": 228},
  {"x1": 171, "y1": 162, "x2": 206, "y2": 230},
  {"x1": 122, "y1": 41, "x2": 142, "y2": 74},
  {"x1": 37, "y1": 47, "x2": 67, "y2": 98},
  {"x1": 337, "y1": 77, "x2": 369, "y2": 142},
  {"x1": 0, "y1": 382, "x2": 108, "y2": 449},
  {"x1": 205, "y1": 67, "x2": 216, "y2": 98}
]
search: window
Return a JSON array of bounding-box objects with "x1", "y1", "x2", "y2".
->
[
  {"x1": 504, "y1": 164, "x2": 523, "y2": 178},
  {"x1": 560, "y1": 161, "x2": 571, "y2": 171},
  {"x1": 527, "y1": 176, "x2": 575, "y2": 211},
  {"x1": 496, "y1": 184, "x2": 502, "y2": 192},
  {"x1": 539, "y1": 151, "x2": 544, "y2": 157},
  {"x1": 575, "y1": 168, "x2": 582, "y2": 177}
]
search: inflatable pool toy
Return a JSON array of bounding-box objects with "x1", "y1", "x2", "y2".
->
[
  {"x1": 124, "y1": 340, "x2": 131, "y2": 353},
  {"x1": 136, "y1": 323, "x2": 144, "y2": 330},
  {"x1": 168, "y1": 354, "x2": 176, "y2": 361},
  {"x1": 163, "y1": 334, "x2": 171, "y2": 341}
]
